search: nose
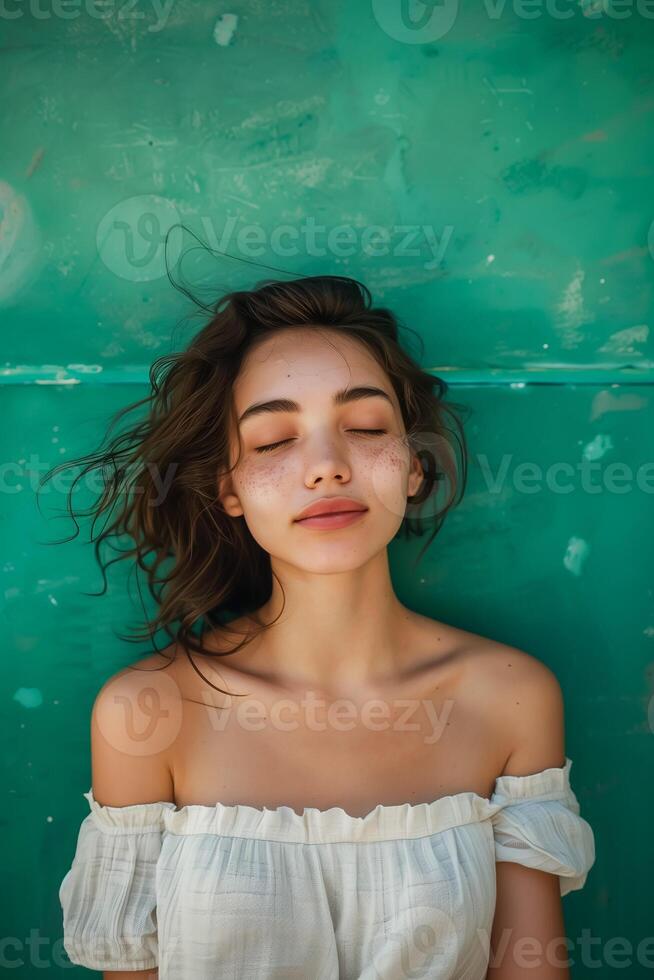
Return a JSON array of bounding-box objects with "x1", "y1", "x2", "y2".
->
[{"x1": 304, "y1": 434, "x2": 352, "y2": 486}]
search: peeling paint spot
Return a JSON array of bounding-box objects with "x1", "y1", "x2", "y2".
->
[
  {"x1": 582, "y1": 434, "x2": 614, "y2": 461},
  {"x1": 563, "y1": 536, "x2": 590, "y2": 576},
  {"x1": 598, "y1": 324, "x2": 649, "y2": 356},
  {"x1": 382, "y1": 134, "x2": 411, "y2": 199},
  {"x1": 0, "y1": 364, "x2": 145, "y2": 384},
  {"x1": 239, "y1": 96, "x2": 327, "y2": 132},
  {"x1": 213, "y1": 13, "x2": 238, "y2": 46},
  {"x1": 34, "y1": 379, "x2": 79, "y2": 386},
  {"x1": 554, "y1": 267, "x2": 594, "y2": 349},
  {"x1": 13, "y1": 688, "x2": 43, "y2": 709},
  {"x1": 601, "y1": 246, "x2": 649, "y2": 266},
  {"x1": 25, "y1": 146, "x2": 45, "y2": 178},
  {"x1": 284, "y1": 157, "x2": 332, "y2": 188},
  {"x1": 35, "y1": 575, "x2": 80, "y2": 592},
  {"x1": 590, "y1": 390, "x2": 648, "y2": 421},
  {"x1": 0, "y1": 181, "x2": 43, "y2": 304},
  {"x1": 66, "y1": 363, "x2": 103, "y2": 374}
]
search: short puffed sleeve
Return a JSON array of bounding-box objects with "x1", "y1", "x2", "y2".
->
[
  {"x1": 490, "y1": 756, "x2": 596, "y2": 896},
  {"x1": 59, "y1": 788, "x2": 176, "y2": 971}
]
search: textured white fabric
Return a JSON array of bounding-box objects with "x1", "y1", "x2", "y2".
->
[{"x1": 59, "y1": 755, "x2": 595, "y2": 979}]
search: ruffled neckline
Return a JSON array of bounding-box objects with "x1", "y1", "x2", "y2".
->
[{"x1": 82, "y1": 757, "x2": 574, "y2": 845}]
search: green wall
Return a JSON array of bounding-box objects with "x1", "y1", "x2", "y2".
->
[{"x1": 1, "y1": 2, "x2": 653, "y2": 976}]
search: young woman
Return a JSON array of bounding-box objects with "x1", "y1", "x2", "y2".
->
[{"x1": 56, "y1": 274, "x2": 595, "y2": 979}]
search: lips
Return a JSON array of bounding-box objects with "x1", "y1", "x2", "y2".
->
[{"x1": 294, "y1": 497, "x2": 368, "y2": 522}]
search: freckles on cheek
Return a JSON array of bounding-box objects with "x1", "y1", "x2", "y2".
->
[
  {"x1": 358, "y1": 438, "x2": 409, "y2": 476},
  {"x1": 235, "y1": 456, "x2": 295, "y2": 505},
  {"x1": 364, "y1": 438, "x2": 413, "y2": 509}
]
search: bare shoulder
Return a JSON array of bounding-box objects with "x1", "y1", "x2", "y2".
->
[
  {"x1": 94, "y1": 646, "x2": 182, "y2": 703},
  {"x1": 420, "y1": 616, "x2": 566, "y2": 776},
  {"x1": 421, "y1": 616, "x2": 558, "y2": 685},
  {"x1": 90, "y1": 648, "x2": 182, "y2": 806},
  {"x1": 460, "y1": 632, "x2": 563, "y2": 699},
  {"x1": 459, "y1": 632, "x2": 566, "y2": 777}
]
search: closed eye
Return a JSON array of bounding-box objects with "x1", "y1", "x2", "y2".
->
[{"x1": 254, "y1": 429, "x2": 387, "y2": 454}]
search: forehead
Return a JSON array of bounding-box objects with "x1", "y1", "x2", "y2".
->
[{"x1": 234, "y1": 327, "x2": 397, "y2": 409}]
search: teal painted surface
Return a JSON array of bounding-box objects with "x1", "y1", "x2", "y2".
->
[{"x1": 1, "y1": 2, "x2": 653, "y2": 976}]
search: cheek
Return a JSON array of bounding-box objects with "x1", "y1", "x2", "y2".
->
[
  {"x1": 234, "y1": 455, "x2": 295, "y2": 506},
  {"x1": 365, "y1": 438, "x2": 413, "y2": 516},
  {"x1": 356, "y1": 436, "x2": 408, "y2": 473}
]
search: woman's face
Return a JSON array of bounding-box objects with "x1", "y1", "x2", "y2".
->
[{"x1": 218, "y1": 327, "x2": 424, "y2": 573}]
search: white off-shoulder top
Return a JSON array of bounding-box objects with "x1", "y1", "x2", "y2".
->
[{"x1": 59, "y1": 756, "x2": 595, "y2": 979}]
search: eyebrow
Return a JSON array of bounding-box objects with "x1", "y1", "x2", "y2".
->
[{"x1": 237, "y1": 385, "x2": 394, "y2": 426}]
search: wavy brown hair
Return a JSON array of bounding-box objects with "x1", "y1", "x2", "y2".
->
[{"x1": 39, "y1": 273, "x2": 469, "y2": 697}]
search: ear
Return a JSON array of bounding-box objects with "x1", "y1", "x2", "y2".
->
[
  {"x1": 217, "y1": 470, "x2": 244, "y2": 518},
  {"x1": 407, "y1": 449, "x2": 424, "y2": 498}
]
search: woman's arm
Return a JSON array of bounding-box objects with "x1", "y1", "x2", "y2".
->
[
  {"x1": 488, "y1": 862, "x2": 569, "y2": 978},
  {"x1": 91, "y1": 664, "x2": 177, "y2": 979},
  {"x1": 487, "y1": 658, "x2": 571, "y2": 978}
]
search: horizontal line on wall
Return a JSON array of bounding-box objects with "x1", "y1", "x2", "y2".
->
[{"x1": 0, "y1": 364, "x2": 653, "y2": 386}]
